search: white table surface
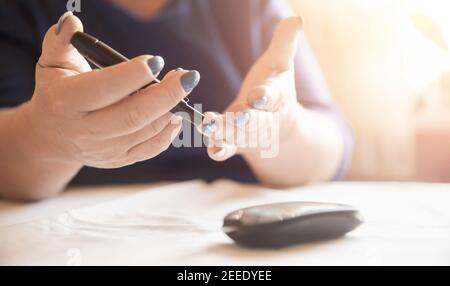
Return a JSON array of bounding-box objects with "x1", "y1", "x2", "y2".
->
[{"x1": 1, "y1": 180, "x2": 449, "y2": 266}]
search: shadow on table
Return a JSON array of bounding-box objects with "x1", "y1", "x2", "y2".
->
[{"x1": 203, "y1": 237, "x2": 351, "y2": 259}]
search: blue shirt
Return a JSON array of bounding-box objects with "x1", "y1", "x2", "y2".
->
[{"x1": 0, "y1": 0, "x2": 353, "y2": 185}]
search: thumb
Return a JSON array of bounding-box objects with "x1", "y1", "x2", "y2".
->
[
  {"x1": 264, "y1": 16, "x2": 303, "y2": 72},
  {"x1": 38, "y1": 11, "x2": 90, "y2": 73}
]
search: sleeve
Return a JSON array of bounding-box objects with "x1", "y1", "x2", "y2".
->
[
  {"x1": 259, "y1": 0, "x2": 354, "y2": 180},
  {"x1": 0, "y1": 0, "x2": 42, "y2": 108}
]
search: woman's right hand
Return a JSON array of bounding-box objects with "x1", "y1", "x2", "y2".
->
[{"x1": 22, "y1": 13, "x2": 200, "y2": 169}]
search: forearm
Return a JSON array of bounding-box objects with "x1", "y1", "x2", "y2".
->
[
  {"x1": 243, "y1": 106, "x2": 345, "y2": 188},
  {"x1": 0, "y1": 103, "x2": 81, "y2": 201}
]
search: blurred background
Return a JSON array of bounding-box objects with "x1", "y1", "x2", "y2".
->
[{"x1": 289, "y1": 0, "x2": 450, "y2": 182}]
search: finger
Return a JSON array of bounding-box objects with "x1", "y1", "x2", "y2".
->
[
  {"x1": 247, "y1": 81, "x2": 284, "y2": 112},
  {"x1": 202, "y1": 106, "x2": 275, "y2": 149},
  {"x1": 84, "y1": 69, "x2": 200, "y2": 138},
  {"x1": 125, "y1": 117, "x2": 183, "y2": 164},
  {"x1": 226, "y1": 102, "x2": 266, "y2": 133},
  {"x1": 207, "y1": 140, "x2": 238, "y2": 162},
  {"x1": 264, "y1": 16, "x2": 303, "y2": 73},
  {"x1": 197, "y1": 111, "x2": 220, "y2": 137},
  {"x1": 112, "y1": 112, "x2": 175, "y2": 148},
  {"x1": 62, "y1": 55, "x2": 164, "y2": 111},
  {"x1": 79, "y1": 114, "x2": 180, "y2": 169},
  {"x1": 199, "y1": 112, "x2": 231, "y2": 141},
  {"x1": 38, "y1": 12, "x2": 91, "y2": 73},
  {"x1": 226, "y1": 103, "x2": 277, "y2": 148},
  {"x1": 202, "y1": 106, "x2": 259, "y2": 142}
]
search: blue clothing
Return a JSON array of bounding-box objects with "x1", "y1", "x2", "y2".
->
[{"x1": 0, "y1": 0, "x2": 353, "y2": 185}]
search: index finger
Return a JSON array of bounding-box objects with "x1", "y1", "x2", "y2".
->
[
  {"x1": 61, "y1": 55, "x2": 164, "y2": 111},
  {"x1": 82, "y1": 69, "x2": 200, "y2": 138}
]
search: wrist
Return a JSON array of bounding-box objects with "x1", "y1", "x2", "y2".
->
[{"x1": 16, "y1": 102, "x2": 82, "y2": 169}]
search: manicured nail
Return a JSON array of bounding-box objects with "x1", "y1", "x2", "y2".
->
[
  {"x1": 252, "y1": 96, "x2": 269, "y2": 110},
  {"x1": 214, "y1": 148, "x2": 226, "y2": 158},
  {"x1": 234, "y1": 112, "x2": 250, "y2": 127},
  {"x1": 147, "y1": 56, "x2": 165, "y2": 76},
  {"x1": 181, "y1": 70, "x2": 200, "y2": 93},
  {"x1": 202, "y1": 120, "x2": 217, "y2": 136},
  {"x1": 56, "y1": 11, "x2": 73, "y2": 35}
]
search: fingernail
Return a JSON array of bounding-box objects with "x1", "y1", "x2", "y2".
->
[
  {"x1": 234, "y1": 112, "x2": 250, "y2": 127},
  {"x1": 214, "y1": 148, "x2": 226, "y2": 158},
  {"x1": 252, "y1": 96, "x2": 269, "y2": 110},
  {"x1": 175, "y1": 68, "x2": 183, "y2": 72},
  {"x1": 202, "y1": 120, "x2": 217, "y2": 136},
  {"x1": 181, "y1": 70, "x2": 200, "y2": 93},
  {"x1": 56, "y1": 11, "x2": 73, "y2": 35},
  {"x1": 147, "y1": 56, "x2": 165, "y2": 76}
]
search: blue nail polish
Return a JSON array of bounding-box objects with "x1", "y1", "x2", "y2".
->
[
  {"x1": 234, "y1": 112, "x2": 250, "y2": 127},
  {"x1": 252, "y1": 96, "x2": 269, "y2": 110},
  {"x1": 147, "y1": 56, "x2": 165, "y2": 76},
  {"x1": 202, "y1": 120, "x2": 217, "y2": 136},
  {"x1": 181, "y1": 71, "x2": 200, "y2": 93},
  {"x1": 56, "y1": 11, "x2": 73, "y2": 35}
]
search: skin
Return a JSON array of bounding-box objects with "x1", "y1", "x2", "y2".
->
[
  {"x1": 203, "y1": 18, "x2": 344, "y2": 187},
  {"x1": 0, "y1": 14, "x2": 191, "y2": 200},
  {"x1": 0, "y1": 1, "x2": 344, "y2": 201},
  {"x1": 112, "y1": 1, "x2": 345, "y2": 186},
  {"x1": 109, "y1": 0, "x2": 170, "y2": 18}
]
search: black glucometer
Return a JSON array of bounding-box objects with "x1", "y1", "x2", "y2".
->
[{"x1": 223, "y1": 202, "x2": 362, "y2": 248}]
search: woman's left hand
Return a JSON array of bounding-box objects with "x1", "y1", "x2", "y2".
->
[{"x1": 201, "y1": 17, "x2": 304, "y2": 161}]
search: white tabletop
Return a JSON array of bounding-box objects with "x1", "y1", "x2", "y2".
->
[{"x1": 1, "y1": 180, "x2": 449, "y2": 266}]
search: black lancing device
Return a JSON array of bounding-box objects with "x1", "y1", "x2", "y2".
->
[{"x1": 70, "y1": 31, "x2": 204, "y2": 126}]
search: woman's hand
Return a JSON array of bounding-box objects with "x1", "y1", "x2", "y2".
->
[
  {"x1": 0, "y1": 13, "x2": 200, "y2": 199},
  {"x1": 202, "y1": 17, "x2": 345, "y2": 187},
  {"x1": 25, "y1": 13, "x2": 200, "y2": 168},
  {"x1": 202, "y1": 17, "x2": 303, "y2": 161}
]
